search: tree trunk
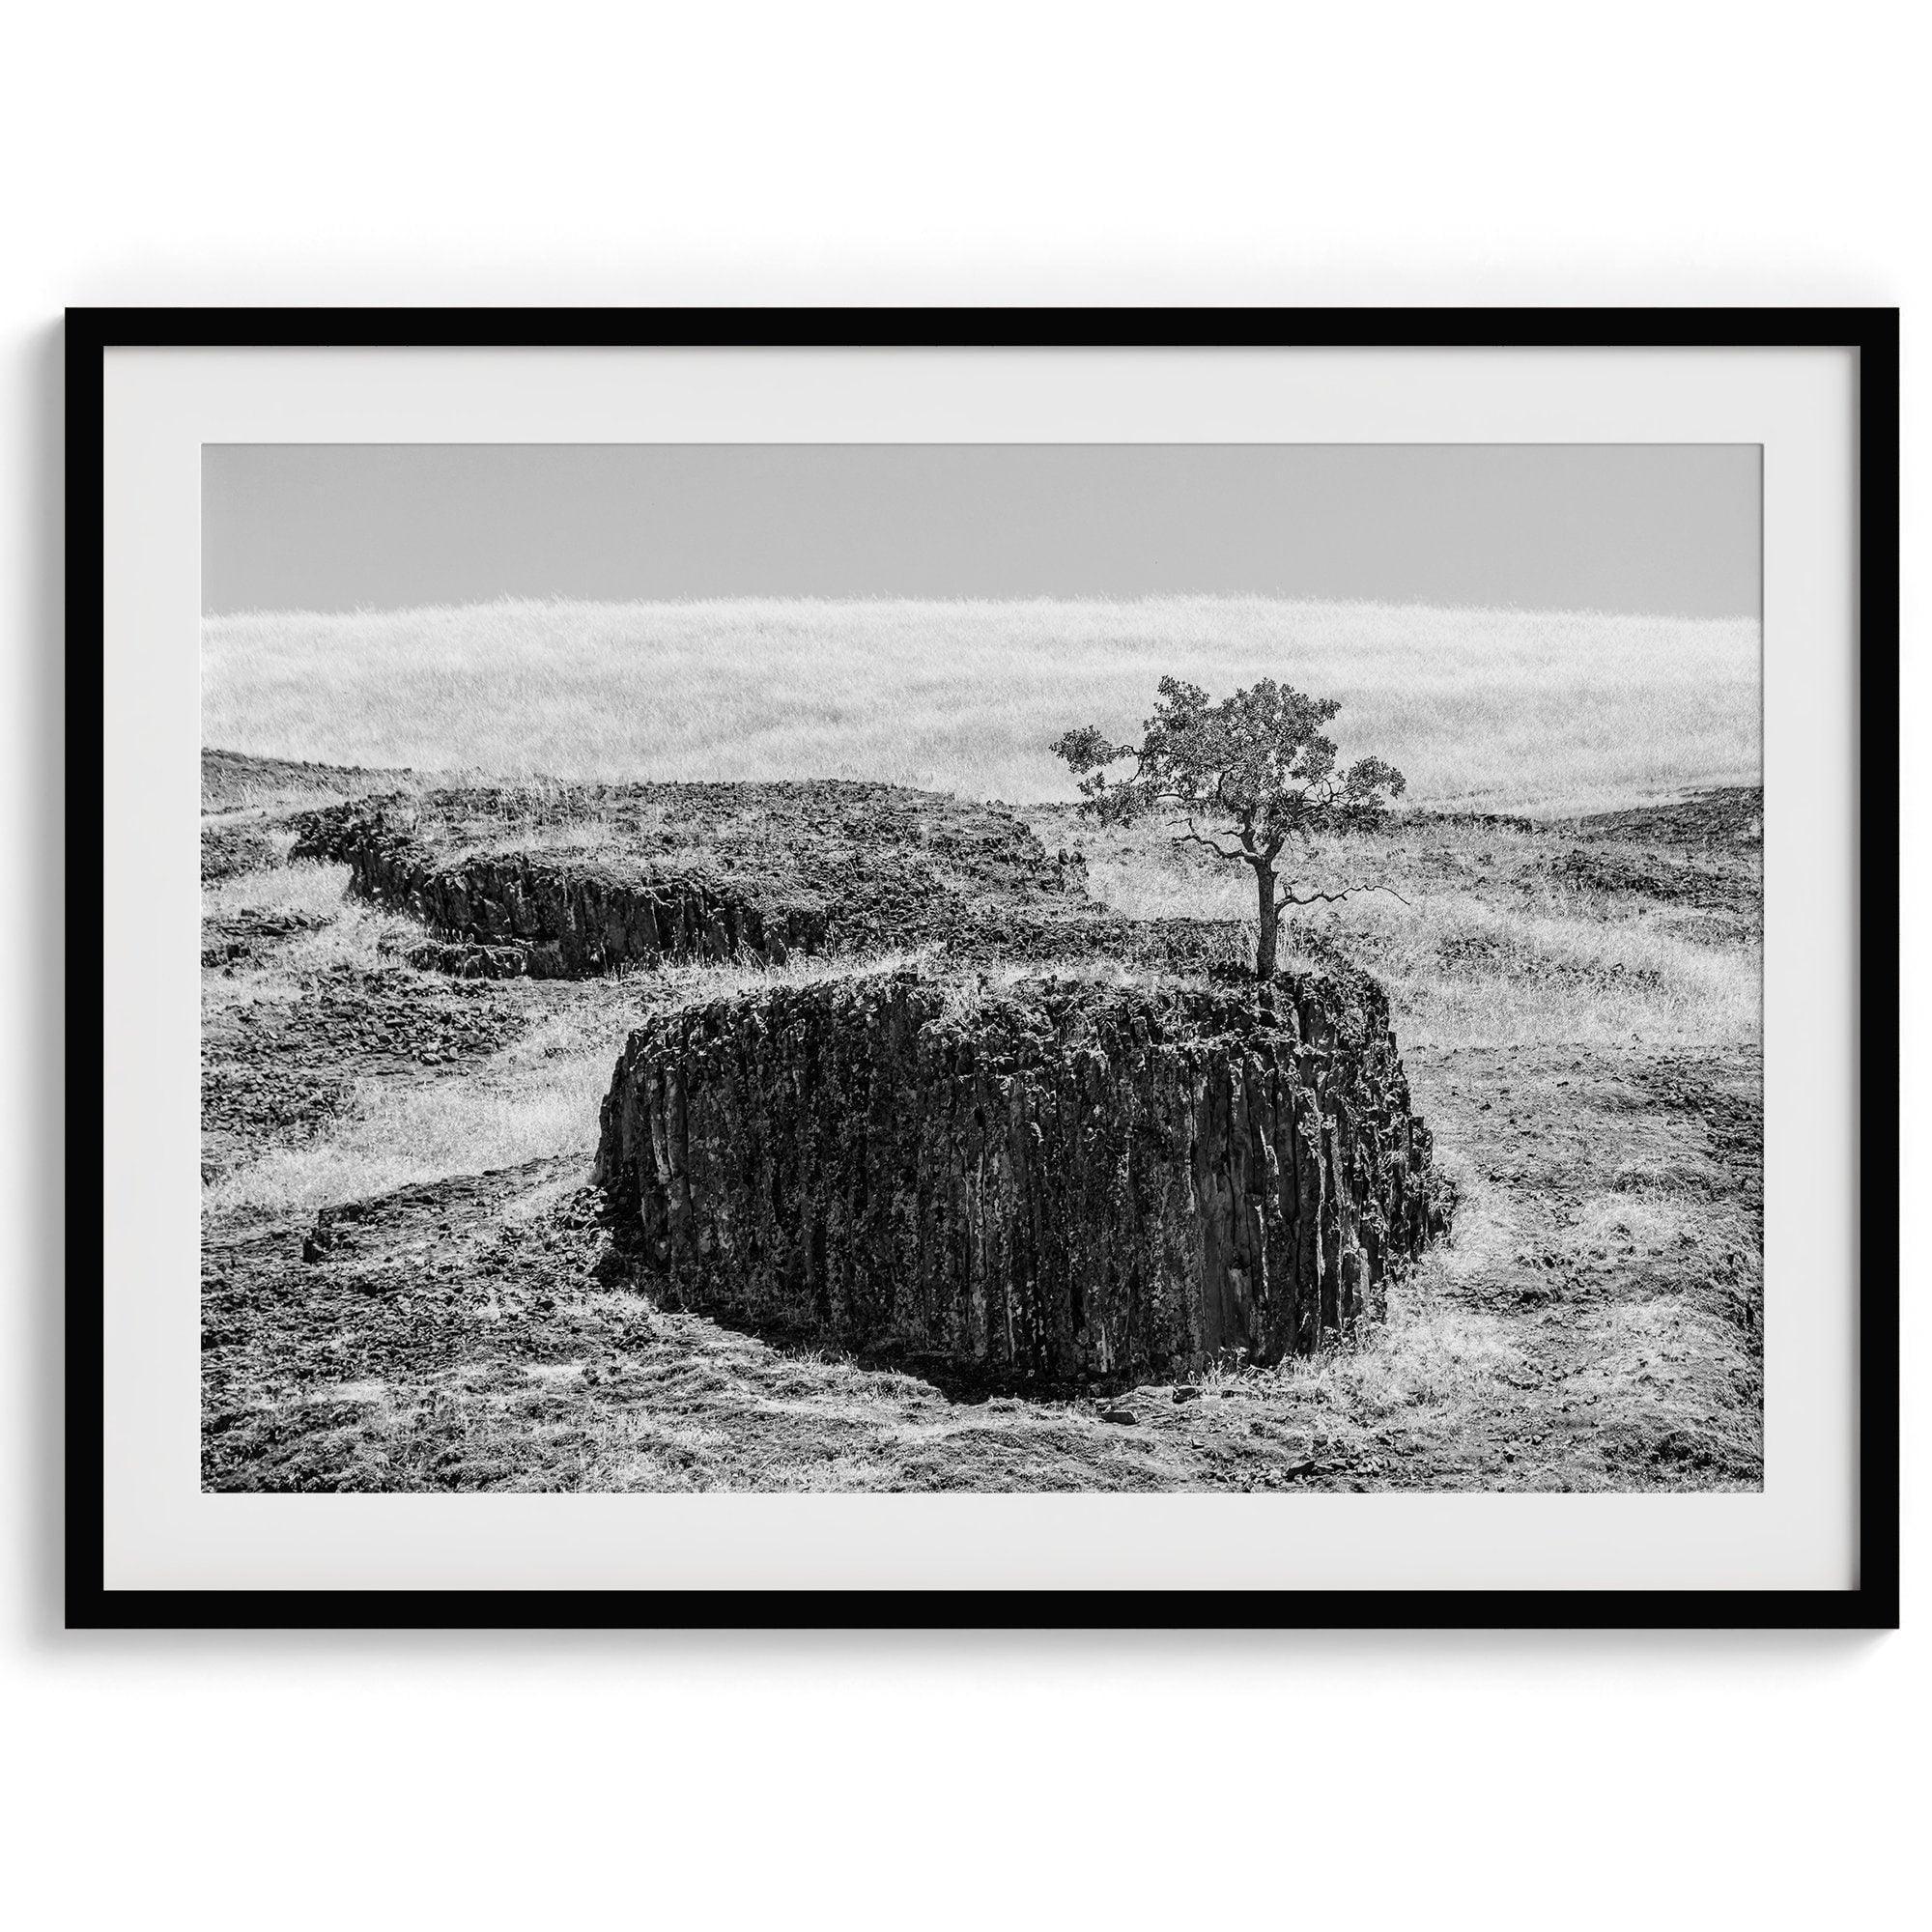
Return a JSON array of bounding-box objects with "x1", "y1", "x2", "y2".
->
[{"x1": 1254, "y1": 861, "x2": 1279, "y2": 980}]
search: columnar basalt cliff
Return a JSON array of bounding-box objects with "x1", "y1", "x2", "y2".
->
[
  {"x1": 593, "y1": 966, "x2": 1448, "y2": 1387},
  {"x1": 295, "y1": 805, "x2": 822, "y2": 976},
  {"x1": 290, "y1": 781, "x2": 1236, "y2": 979}
]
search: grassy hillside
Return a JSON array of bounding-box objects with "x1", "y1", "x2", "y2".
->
[{"x1": 202, "y1": 596, "x2": 1760, "y2": 815}]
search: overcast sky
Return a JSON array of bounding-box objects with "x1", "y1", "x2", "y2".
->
[{"x1": 203, "y1": 443, "x2": 1760, "y2": 617}]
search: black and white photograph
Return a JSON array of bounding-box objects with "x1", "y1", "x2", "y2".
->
[
  {"x1": 198, "y1": 439, "x2": 1767, "y2": 1497},
  {"x1": 15, "y1": 0, "x2": 1923, "y2": 1919}
]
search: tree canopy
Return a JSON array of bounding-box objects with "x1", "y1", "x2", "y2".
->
[{"x1": 1052, "y1": 675, "x2": 1406, "y2": 977}]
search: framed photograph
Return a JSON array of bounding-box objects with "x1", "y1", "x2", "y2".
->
[{"x1": 71, "y1": 307, "x2": 1897, "y2": 1629}]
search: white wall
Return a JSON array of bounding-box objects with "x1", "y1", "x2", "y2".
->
[{"x1": 3, "y1": 4, "x2": 1919, "y2": 1927}]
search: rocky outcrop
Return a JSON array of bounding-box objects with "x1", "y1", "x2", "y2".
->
[
  {"x1": 1563, "y1": 784, "x2": 1763, "y2": 847},
  {"x1": 290, "y1": 784, "x2": 1219, "y2": 980},
  {"x1": 201, "y1": 908, "x2": 327, "y2": 968},
  {"x1": 201, "y1": 819, "x2": 281, "y2": 883},
  {"x1": 594, "y1": 966, "x2": 1447, "y2": 1388},
  {"x1": 200, "y1": 963, "x2": 524, "y2": 1181},
  {"x1": 292, "y1": 800, "x2": 824, "y2": 977}
]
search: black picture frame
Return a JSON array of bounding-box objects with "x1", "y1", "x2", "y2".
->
[{"x1": 68, "y1": 305, "x2": 1900, "y2": 1632}]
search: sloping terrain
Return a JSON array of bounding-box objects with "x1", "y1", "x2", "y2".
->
[
  {"x1": 200, "y1": 753, "x2": 1762, "y2": 1492},
  {"x1": 1564, "y1": 783, "x2": 1762, "y2": 846},
  {"x1": 201, "y1": 747, "x2": 417, "y2": 814},
  {"x1": 202, "y1": 595, "x2": 1761, "y2": 812}
]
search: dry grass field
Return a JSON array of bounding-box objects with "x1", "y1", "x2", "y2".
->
[
  {"x1": 203, "y1": 595, "x2": 1759, "y2": 814},
  {"x1": 201, "y1": 736, "x2": 1762, "y2": 1492}
]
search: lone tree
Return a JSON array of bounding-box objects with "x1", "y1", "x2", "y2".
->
[{"x1": 1053, "y1": 676, "x2": 1406, "y2": 980}]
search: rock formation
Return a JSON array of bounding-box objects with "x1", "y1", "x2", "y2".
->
[
  {"x1": 593, "y1": 965, "x2": 1447, "y2": 1387},
  {"x1": 290, "y1": 782, "x2": 1239, "y2": 978}
]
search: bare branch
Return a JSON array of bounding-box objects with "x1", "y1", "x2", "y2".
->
[
  {"x1": 1179, "y1": 820, "x2": 1249, "y2": 863},
  {"x1": 1275, "y1": 880, "x2": 1414, "y2": 912}
]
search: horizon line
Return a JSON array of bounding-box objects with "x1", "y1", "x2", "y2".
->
[{"x1": 202, "y1": 589, "x2": 1764, "y2": 627}]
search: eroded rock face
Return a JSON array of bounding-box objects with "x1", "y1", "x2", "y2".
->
[
  {"x1": 290, "y1": 782, "x2": 1233, "y2": 979},
  {"x1": 593, "y1": 967, "x2": 1447, "y2": 1388},
  {"x1": 291, "y1": 795, "x2": 827, "y2": 976}
]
